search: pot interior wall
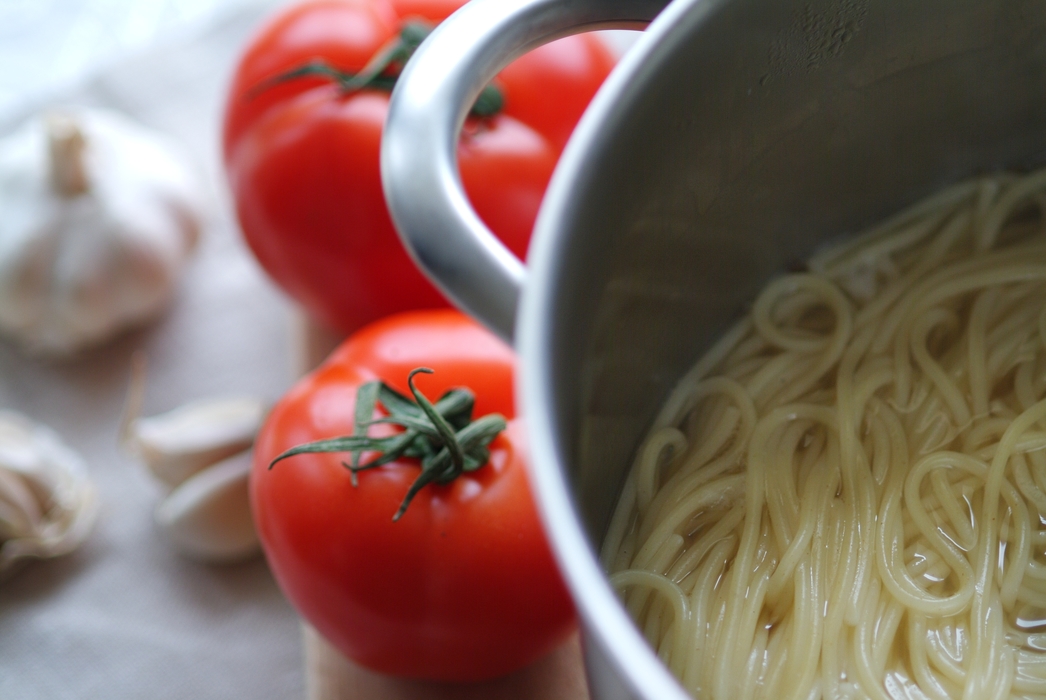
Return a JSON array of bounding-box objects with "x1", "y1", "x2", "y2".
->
[{"x1": 547, "y1": 0, "x2": 1046, "y2": 548}]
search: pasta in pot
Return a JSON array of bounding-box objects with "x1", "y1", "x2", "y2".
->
[{"x1": 602, "y1": 169, "x2": 1046, "y2": 699}]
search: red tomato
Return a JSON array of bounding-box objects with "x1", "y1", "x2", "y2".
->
[
  {"x1": 250, "y1": 310, "x2": 576, "y2": 681},
  {"x1": 223, "y1": 0, "x2": 615, "y2": 333}
]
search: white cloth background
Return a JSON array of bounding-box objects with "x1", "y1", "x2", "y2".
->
[{"x1": 0, "y1": 2, "x2": 306, "y2": 698}]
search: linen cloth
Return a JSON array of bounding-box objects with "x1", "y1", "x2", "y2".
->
[{"x1": 0, "y1": 3, "x2": 306, "y2": 698}]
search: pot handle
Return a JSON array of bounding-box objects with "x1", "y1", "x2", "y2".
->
[{"x1": 382, "y1": 0, "x2": 668, "y2": 344}]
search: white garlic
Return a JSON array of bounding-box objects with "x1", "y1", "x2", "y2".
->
[
  {"x1": 0, "y1": 107, "x2": 204, "y2": 355},
  {"x1": 155, "y1": 450, "x2": 258, "y2": 562},
  {"x1": 126, "y1": 396, "x2": 268, "y2": 488},
  {"x1": 122, "y1": 385, "x2": 267, "y2": 563},
  {"x1": 0, "y1": 410, "x2": 97, "y2": 577}
]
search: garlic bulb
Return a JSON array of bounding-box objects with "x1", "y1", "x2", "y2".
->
[
  {"x1": 155, "y1": 450, "x2": 258, "y2": 562},
  {"x1": 125, "y1": 396, "x2": 268, "y2": 488},
  {"x1": 0, "y1": 410, "x2": 97, "y2": 577},
  {"x1": 0, "y1": 107, "x2": 204, "y2": 355}
]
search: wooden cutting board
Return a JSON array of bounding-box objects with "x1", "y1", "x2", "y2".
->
[
  {"x1": 302, "y1": 624, "x2": 588, "y2": 700},
  {"x1": 292, "y1": 311, "x2": 590, "y2": 700}
]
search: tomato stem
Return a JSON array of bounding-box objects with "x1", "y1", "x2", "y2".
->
[
  {"x1": 408, "y1": 368, "x2": 466, "y2": 473},
  {"x1": 269, "y1": 368, "x2": 507, "y2": 520},
  {"x1": 248, "y1": 21, "x2": 504, "y2": 118}
]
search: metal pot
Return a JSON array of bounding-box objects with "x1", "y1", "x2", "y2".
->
[{"x1": 381, "y1": 0, "x2": 1046, "y2": 697}]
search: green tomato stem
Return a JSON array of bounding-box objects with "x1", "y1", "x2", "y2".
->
[
  {"x1": 269, "y1": 367, "x2": 507, "y2": 520},
  {"x1": 248, "y1": 21, "x2": 504, "y2": 118}
]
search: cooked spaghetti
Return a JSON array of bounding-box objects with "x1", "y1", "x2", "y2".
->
[{"x1": 602, "y1": 169, "x2": 1046, "y2": 699}]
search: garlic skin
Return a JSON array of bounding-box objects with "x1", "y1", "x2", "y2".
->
[
  {"x1": 0, "y1": 410, "x2": 97, "y2": 576},
  {"x1": 0, "y1": 107, "x2": 204, "y2": 355},
  {"x1": 155, "y1": 450, "x2": 258, "y2": 562},
  {"x1": 126, "y1": 397, "x2": 268, "y2": 488}
]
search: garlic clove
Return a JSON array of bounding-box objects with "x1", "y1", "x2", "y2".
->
[
  {"x1": 0, "y1": 410, "x2": 97, "y2": 577},
  {"x1": 0, "y1": 466, "x2": 42, "y2": 539},
  {"x1": 155, "y1": 450, "x2": 258, "y2": 563},
  {"x1": 127, "y1": 397, "x2": 267, "y2": 488}
]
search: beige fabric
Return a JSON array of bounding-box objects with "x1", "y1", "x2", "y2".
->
[{"x1": 0, "y1": 4, "x2": 304, "y2": 698}]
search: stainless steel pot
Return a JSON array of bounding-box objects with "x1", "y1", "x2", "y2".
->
[{"x1": 381, "y1": 1, "x2": 1046, "y2": 697}]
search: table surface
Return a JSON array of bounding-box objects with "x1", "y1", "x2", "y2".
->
[{"x1": 0, "y1": 4, "x2": 305, "y2": 699}]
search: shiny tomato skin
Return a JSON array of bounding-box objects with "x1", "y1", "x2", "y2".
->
[
  {"x1": 223, "y1": 0, "x2": 615, "y2": 334},
  {"x1": 387, "y1": 0, "x2": 465, "y2": 22},
  {"x1": 230, "y1": 86, "x2": 556, "y2": 331},
  {"x1": 458, "y1": 117, "x2": 558, "y2": 262},
  {"x1": 230, "y1": 88, "x2": 445, "y2": 331},
  {"x1": 250, "y1": 310, "x2": 576, "y2": 681},
  {"x1": 496, "y1": 34, "x2": 617, "y2": 151}
]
